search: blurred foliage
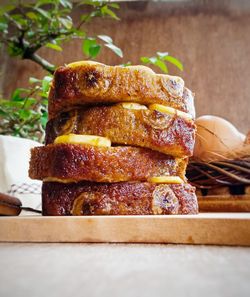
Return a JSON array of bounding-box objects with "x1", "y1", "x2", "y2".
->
[
  {"x1": 0, "y1": 0, "x2": 122, "y2": 72},
  {"x1": 0, "y1": 76, "x2": 52, "y2": 142},
  {"x1": 0, "y1": 0, "x2": 184, "y2": 143}
]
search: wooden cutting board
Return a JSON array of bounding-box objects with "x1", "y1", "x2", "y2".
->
[{"x1": 1, "y1": 213, "x2": 250, "y2": 246}]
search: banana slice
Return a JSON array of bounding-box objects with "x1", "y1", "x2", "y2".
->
[
  {"x1": 44, "y1": 177, "x2": 77, "y2": 183},
  {"x1": 120, "y1": 102, "x2": 147, "y2": 110},
  {"x1": 67, "y1": 61, "x2": 102, "y2": 68},
  {"x1": 148, "y1": 176, "x2": 184, "y2": 184},
  {"x1": 54, "y1": 134, "x2": 111, "y2": 147},
  {"x1": 149, "y1": 104, "x2": 192, "y2": 121}
]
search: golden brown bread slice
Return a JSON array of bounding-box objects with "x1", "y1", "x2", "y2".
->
[
  {"x1": 48, "y1": 61, "x2": 195, "y2": 119},
  {"x1": 42, "y1": 181, "x2": 198, "y2": 215},
  {"x1": 45, "y1": 105, "x2": 196, "y2": 157},
  {"x1": 29, "y1": 143, "x2": 188, "y2": 183}
]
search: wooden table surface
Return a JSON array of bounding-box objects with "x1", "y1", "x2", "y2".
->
[{"x1": 0, "y1": 243, "x2": 249, "y2": 297}]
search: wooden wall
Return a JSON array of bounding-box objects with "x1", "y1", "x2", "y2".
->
[{"x1": 0, "y1": 0, "x2": 249, "y2": 133}]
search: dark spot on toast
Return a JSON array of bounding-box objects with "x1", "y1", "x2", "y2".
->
[
  {"x1": 54, "y1": 67, "x2": 80, "y2": 99},
  {"x1": 84, "y1": 70, "x2": 100, "y2": 88}
]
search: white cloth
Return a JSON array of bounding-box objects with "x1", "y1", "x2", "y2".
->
[{"x1": 0, "y1": 135, "x2": 42, "y2": 210}]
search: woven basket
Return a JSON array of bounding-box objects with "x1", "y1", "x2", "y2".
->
[{"x1": 187, "y1": 157, "x2": 250, "y2": 189}]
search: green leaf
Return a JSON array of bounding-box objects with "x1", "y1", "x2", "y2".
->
[
  {"x1": 59, "y1": 0, "x2": 73, "y2": 9},
  {"x1": 140, "y1": 57, "x2": 150, "y2": 64},
  {"x1": 104, "y1": 43, "x2": 123, "y2": 58},
  {"x1": 29, "y1": 77, "x2": 41, "y2": 84},
  {"x1": 41, "y1": 99, "x2": 48, "y2": 106},
  {"x1": 82, "y1": 37, "x2": 97, "y2": 57},
  {"x1": 141, "y1": 55, "x2": 168, "y2": 73},
  {"x1": 26, "y1": 12, "x2": 38, "y2": 20},
  {"x1": 157, "y1": 52, "x2": 169, "y2": 58},
  {"x1": 45, "y1": 43, "x2": 63, "y2": 51},
  {"x1": 154, "y1": 59, "x2": 168, "y2": 73},
  {"x1": 0, "y1": 22, "x2": 8, "y2": 32},
  {"x1": 0, "y1": 109, "x2": 8, "y2": 117},
  {"x1": 35, "y1": 0, "x2": 55, "y2": 8},
  {"x1": 98, "y1": 35, "x2": 112, "y2": 44},
  {"x1": 163, "y1": 55, "x2": 184, "y2": 71},
  {"x1": 23, "y1": 98, "x2": 37, "y2": 108},
  {"x1": 80, "y1": 10, "x2": 100, "y2": 22},
  {"x1": 27, "y1": 31, "x2": 35, "y2": 38},
  {"x1": 70, "y1": 28, "x2": 85, "y2": 37},
  {"x1": 101, "y1": 5, "x2": 120, "y2": 20},
  {"x1": 41, "y1": 111, "x2": 48, "y2": 128},
  {"x1": 11, "y1": 14, "x2": 28, "y2": 27},
  {"x1": 0, "y1": 5, "x2": 15, "y2": 16},
  {"x1": 1, "y1": 100, "x2": 23, "y2": 108},
  {"x1": 11, "y1": 88, "x2": 30, "y2": 101},
  {"x1": 82, "y1": 37, "x2": 101, "y2": 58},
  {"x1": 148, "y1": 57, "x2": 157, "y2": 64},
  {"x1": 42, "y1": 76, "x2": 53, "y2": 93},
  {"x1": 34, "y1": 7, "x2": 50, "y2": 19},
  {"x1": 59, "y1": 17, "x2": 72, "y2": 29},
  {"x1": 7, "y1": 43, "x2": 24, "y2": 56},
  {"x1": 19, "y1": 109, "x2": 32, "y2": 121},
  {"x1": 89, "y1": 44, "x2": 101, "y2": 58},
  {"x1": 109, "y1": 3, "x2": 120, "y2": 9}
]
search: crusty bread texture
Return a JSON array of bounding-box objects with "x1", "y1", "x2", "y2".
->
[
  {"x1": 42, "y1": 181, "x2": 198, "y2": 215},
  {"x1": 46, "y1": 105, "x2": 196, "y2": 157},
  {"x1": 48, "y1": 61, "x2": 195, "y2": 119},
  {"x1": 29, "y1": 143, "x2": 188, "y2": 183}
]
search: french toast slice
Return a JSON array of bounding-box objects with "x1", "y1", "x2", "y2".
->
[
  {"x1": 29, "y1": 143, "x2": 188, "y2": 183},
  {"x1": 42, "y1": 181, "x2": 198, "y2": 215},
  {"x1": 48, "y1": 61, "x2": 195, "y2": 119},
  {"x1": 45, "y1": 104, "x2": 196, "y2": 157}
]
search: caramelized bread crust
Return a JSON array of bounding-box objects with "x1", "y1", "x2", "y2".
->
[
  {"x1": 29, "y1": 144, "x2": 187, "y2": 183},
  {"x1": 48, "y1": 62, "x2": 195, "y2": 119},
  {"x1": 46, "y1": 105, "x2": 196, "y2": 157},
  {"x1": 42, "y1": 181, "x2": 198, "y2": 215}
]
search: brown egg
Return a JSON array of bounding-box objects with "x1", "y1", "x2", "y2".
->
[{"x1": 194, "y1": 115, "x2": 245, "y2": 161}]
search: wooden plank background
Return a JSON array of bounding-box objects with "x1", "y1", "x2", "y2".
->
[{"x1": 0, "y1": 0, "x2": 249, "y2": 133}]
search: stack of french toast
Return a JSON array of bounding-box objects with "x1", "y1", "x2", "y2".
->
[{"x1": 29, "y1": 61, "x2": 198, "y2": 216}]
